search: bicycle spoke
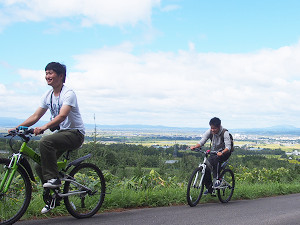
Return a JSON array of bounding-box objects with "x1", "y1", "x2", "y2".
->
[
  {"x1": 187, "y1": 167, "x2": 204, "y2": 207},
  {"x1": 0, "y1": 158, "x2": 32, "y2": 225},
  {"x1": 217, "y1": 169, "x2": 235, "y2": 203},
  {"x1": 64, "y1": 163, "x2": 105, "y2": 219}
]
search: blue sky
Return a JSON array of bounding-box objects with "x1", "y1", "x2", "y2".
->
[{"x1": 1, "y1": 0, "x2": 300, "y2": 129}]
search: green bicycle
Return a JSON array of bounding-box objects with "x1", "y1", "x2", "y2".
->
[{"x1": 0, "y1": 126, "x2": 106, "y2": 225}]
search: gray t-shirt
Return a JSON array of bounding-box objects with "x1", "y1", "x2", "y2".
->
[{"x1": 40, "y1": 85, "x2": 85, "y2": 135}]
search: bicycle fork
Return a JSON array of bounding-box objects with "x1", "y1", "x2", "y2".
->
[
  {"x1": 192, "y1": 164, "x2": 206, "y2": 188},
  {"x1": 0, "y1": 154, "x2": 21, "y2": 194}
]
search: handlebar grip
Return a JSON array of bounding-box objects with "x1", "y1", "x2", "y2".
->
[
  {"x1": 18, "y1": 126, "x2": 29, "y2": 131},
  {"x1": 27, "y1": 128, "x2": 34, "y2": 134}
]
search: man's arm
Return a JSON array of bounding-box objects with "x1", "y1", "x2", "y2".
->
[
  {"x1": 190, "y1": 143, "x2": 201, "y2": 150},
  {"x1": 34, "y1": 105, "x2": 71, "y2": 135},
  {"x1": 190, "y1": 129, "x2": 211, "y2": 150},
  {"x1": 16, "y1": 107, "x2": 48, "y2": 128}
]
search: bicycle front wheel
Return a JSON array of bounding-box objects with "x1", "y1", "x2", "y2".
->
[
  {"x1": 217, "y1": 168, "x2": 235, "y2": 203},
  {"x1": 63, "y1": 163, "x2": 105, "y2": 219},
  {"x1": 186, "y1": 167, "x2": 205, "y2": 207},
  {"x1": 0, "y1": 158, "x2": 32, "y2": 225}
]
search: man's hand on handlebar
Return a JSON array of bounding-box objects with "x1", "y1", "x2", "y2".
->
[
  {"x1": 34, "y1": 125, "x2": 47, "y2": 135},
  {"x1": 190, "y1": 144, "x2": 201, "y2": 151},
  {"x1": 8, "y1": 128, "x2": 17, "y2": 134},
  {"x1": 7, "y1": 127, "x2": 35, "y2": 136},
  {"x1": 217, "y1": 151, "x2": 223, "y2": 157}
]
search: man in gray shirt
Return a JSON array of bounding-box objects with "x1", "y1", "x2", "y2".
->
[{"x1": 190, "y1": 117, "x2": 232, "y2": 195}]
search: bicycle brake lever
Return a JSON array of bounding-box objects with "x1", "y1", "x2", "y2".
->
[{"x1": 6, "y1": 130, "x2": 16, "y2": 137}]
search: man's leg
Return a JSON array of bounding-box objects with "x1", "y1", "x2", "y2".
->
[
  {"x1": 203, "y1": 167, "x2": 213, "y2": 193},
  {"x1": 35, "y1": 164, "x2": 45, "y2": 184},
  {"x1": 203, "y1": 155, "x2": 218, "y2": 194},
  {"x1": 40, "y1": 129, "x2": 84, "y2": 181},
  {"x1": 208, "y1": 154, "x2": 219, "y2": 179},
  {"x1": 218, "y1": 152, "x2": 231, "y2": 176}
]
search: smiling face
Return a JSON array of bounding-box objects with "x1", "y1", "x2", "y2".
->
[
  {"x1": 210, "y1": 125, "x2": 220, "y2": 134},
  {"x1": 45, "y1": 70, "x2": 63, "y2": 88}
]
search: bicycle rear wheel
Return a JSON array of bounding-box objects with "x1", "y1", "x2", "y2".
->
[
  {"x1": 186, "y1": 167, "x2": 205, "y2": 207},
  {"x1": 217, "y1": 168, "x2": 235, "y2": 203},
  {"x1": 0, "y1": 158, "x2": 32, "y2": 225},
  {"x1": 63, "y1": 163, "x2": 105, "y2": 218}
]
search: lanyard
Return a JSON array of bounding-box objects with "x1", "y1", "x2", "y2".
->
[{"x1": 50, "y1": 86, "x2": 63, "y2": 120}]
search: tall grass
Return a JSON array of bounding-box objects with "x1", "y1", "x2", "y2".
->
[{"x1": 20, "y1": 180, "x2": 300, "y2": 221}]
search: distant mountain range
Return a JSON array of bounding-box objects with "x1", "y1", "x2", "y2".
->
[
  {"x1": 1, "y1": 117, "x2": 300, "y2": 135},
  {"x1": 231, "y1": 125, "x2": 300, "y2": 135}
]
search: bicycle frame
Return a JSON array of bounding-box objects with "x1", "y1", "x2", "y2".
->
[
  {"x1": 1, "y1": 127, "x2": 106, "y2": 224},
  {"x1": 192, "y1": 157, "x2": 207, "y2": 188},
  {"x1": 191, "y1": 150, "x2": 221, "y2": 188},
  {"x1": 187, "y1": 148, "x2": 235, "y2": 207},
  {"x1": 0, "y1": 154, "x2": 20, "y2": 193},
  {"x1": 0, "y1": 140, "x2": 68, "y2": 194},
  {"x1": 20, "y1": 142, "x2": 68, "y2": 170}
]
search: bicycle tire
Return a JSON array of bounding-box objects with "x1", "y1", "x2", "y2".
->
[
  {"x1": 0, "y1": 158, "x2": 32, "y2": 225},
  {"x1": 186, "y1": 167, "x2": 205, "y2": 207},
  {"x1": 217, "y1": 168, "x2": 235, "y2": 203},
  {"x1": 63, "y1": 163, "x2": 105, "y2": 219}
]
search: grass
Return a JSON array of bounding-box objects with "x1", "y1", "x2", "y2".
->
[
  {"x1": 19, "y1": 180, "x2": 300, "y2": 221},
  {"x1": 233, "y1": 181, "x2": 300, "y2": 199}
]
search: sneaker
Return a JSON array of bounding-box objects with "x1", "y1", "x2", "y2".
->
[
  {"x1": 41, "y1": 204, "x2": 52, "y2": 214},
  {"x1": 43, "y1": 178, "x2": 61, "y2": 189},
  {"x1": 203, "y1": 189, "x2": 212, "y2": 195},
  {"x1": 214, "y1": 180, "x2": 221, "y2": 189}
]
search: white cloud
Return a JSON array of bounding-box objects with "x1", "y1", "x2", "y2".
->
[
  {"x1": 0, "y1": 0, "x2": 161, "y2": 30},
  {"x1": 3, "y1": 41, "x2": 300, "y2": 128},
  {"x1": 0, "y1": 83, "x2": 10, "y2": 95},
  {"x1": 65, "y1": 41, "x2": 300, "y2": 128}
]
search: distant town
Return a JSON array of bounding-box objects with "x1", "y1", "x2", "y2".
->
[{"x1": 1, "y1": 117, "x2": 300, "y2": 158}]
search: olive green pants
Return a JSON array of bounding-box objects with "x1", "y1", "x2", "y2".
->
[{"x1": 35, "y1": 129, "x2": 84, "y2": 183}]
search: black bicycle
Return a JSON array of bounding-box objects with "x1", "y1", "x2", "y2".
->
[
  {"x1": 0, "y1": 127, "x2": 106, "y2": 225},
  {"x1": 187, "y1": 148, "x2": 235, "y2": 207}
]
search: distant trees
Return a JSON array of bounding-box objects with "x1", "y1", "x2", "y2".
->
[{"x1": 1, "y1": 136, "x2": 299, "y2": 182}]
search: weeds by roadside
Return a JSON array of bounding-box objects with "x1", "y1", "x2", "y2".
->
[{"x1": 21, "y1": 169, "x2": 300, "y2": 221}]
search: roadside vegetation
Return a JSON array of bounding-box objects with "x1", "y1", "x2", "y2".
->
[{"x1": 1, "y1": 136, "x2": 300, "y2": 220}]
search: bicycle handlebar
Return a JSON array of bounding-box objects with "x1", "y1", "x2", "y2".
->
[
  {"x1": 6, "y1": 126, "x2": 34, "y2": 144},
  {"x1": 190, "y1": 147, "x2": 218, "y2": 155},
  {"x1": 190, "y1": 147, "x2": 202, "y2": 152}
]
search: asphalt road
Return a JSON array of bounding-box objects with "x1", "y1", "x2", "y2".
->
[{"x1": 16, "y1": 193, "x2": 300, "y2": 225}]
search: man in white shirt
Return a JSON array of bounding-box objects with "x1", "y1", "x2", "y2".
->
[{"x1": 12, "y1": 62, "x2": 85, "y2": 213}]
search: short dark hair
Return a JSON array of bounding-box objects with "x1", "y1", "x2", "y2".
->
[
  {"x1": 209, "y1": 117, "x2": 221, "y2": 127},
  {"x1": 45, "y1": 62, "x2": 66, "y2": 83}
]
